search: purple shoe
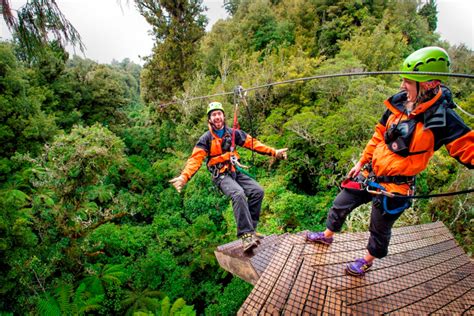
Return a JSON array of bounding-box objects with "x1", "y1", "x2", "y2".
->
[
  {"x1": 346, "y1": 258, "x2": 373, "y2": 276},
  {"x1": 306, "y1": 231, "x2": 333, "y2": 245}
]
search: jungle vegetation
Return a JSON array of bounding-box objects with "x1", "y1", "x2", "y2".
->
[{"x1": 1, "y1": 0, "x2": 472, "y2": 314}]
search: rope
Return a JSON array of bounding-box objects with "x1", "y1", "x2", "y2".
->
[
  {"x1": 389, "y1": 188, "x2": 474, "y2": 200},
  {"x1": 234, "y1": 86, "x2": 257, "y2": 179},
  {"x1": 158, "y1": 71, "x2": 474, "y2": 108},
  {"x1": 455, "y1": 103, "x2": 474, "y2": 118}
]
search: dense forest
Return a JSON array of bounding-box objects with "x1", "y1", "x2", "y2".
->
[{"x1": 1, "y1": 0, "x2": 473, "y2": 314}]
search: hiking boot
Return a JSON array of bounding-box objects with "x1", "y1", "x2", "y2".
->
[
  {"x1": 241, "y1": 233, "x2": 258, "y2": 252},
  {"x1": 306, "y1": 231, "x2": 333, "y2": 245},
  {"x1": 254, "y1": 232, "x2": 265, "y2": 244},
  {"x1": 346, "y1": 258, "x2": 373, "y2": 277}
]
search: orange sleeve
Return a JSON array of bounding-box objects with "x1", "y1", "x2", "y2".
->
[
  {"x1": 360, "y1": 123, "x2": 386, "y2": 165},
  {"x1": 180, "y1": 147, "x2": 208, "y2": 182},
  {"x1": 445, "y1": 130, "x2": 474, "y2": 168},
  {"x1": 242, "y1": 135, "x2": 276, "y2": 156}
]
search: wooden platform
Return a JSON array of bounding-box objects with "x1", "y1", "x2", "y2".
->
[
  {"x1": 215, "y1": 233, "x2": 288, "y2": 285},
  {"x1": 216, "y1": 222, "x2": 474, "y2": 315}
]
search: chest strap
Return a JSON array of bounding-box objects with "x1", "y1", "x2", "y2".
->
[{"x1": 375, "y1": 175, "x2": 415, "y2": 185}]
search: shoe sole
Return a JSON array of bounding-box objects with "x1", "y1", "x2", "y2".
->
[
  {"x1": 345, "y1": 268, "x2": 365, "y2": 277},
  {"x1": 243, "y1": 242, "x2": 258, "y2": 252},
  {"x1": 345, "y1": 266, "x2": 371, "y2": 277},
  {"x1": 305, "y1": 236, "x2": 332, "y2": 245}
]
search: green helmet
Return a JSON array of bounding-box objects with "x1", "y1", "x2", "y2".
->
[
  {"x1": 207, "y1": 101, "x2": 225, "y2": 116},
  {"x1": 400, "y1": 46, "x2": 450, "y2": 82}
]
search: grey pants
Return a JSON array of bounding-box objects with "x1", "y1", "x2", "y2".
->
[
  {"x1": 326, "y1": 188, "x2": 409, "y2": 258},
  {"x1": 214, "y1": 172, "x2": 264, "y2": 237}
]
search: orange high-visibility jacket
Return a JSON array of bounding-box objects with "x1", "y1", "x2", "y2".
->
[
  {"x1": 360, "y1": 86, "x2": 473, "y2": 194},
  {"x1": 180, "y1": 126, "x2": 276, "y2": 182}
]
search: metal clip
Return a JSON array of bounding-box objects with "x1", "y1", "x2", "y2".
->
[
  {"x1": 366, "y1": 186, "x2": 395, "y2": 198},
  {"x1": 230, "y1": 155, "x2": 250, "y2": 169},
  {"x1": 211, "y1": 166, "x2": 220, "y2": 179}
]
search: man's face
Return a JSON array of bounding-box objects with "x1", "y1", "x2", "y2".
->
[
  {"x1": 400, "y1": 78, "x2": 418, "y2": 102},
  {"x1": 209, "y1": 110, "x2": 225, "y2": 130}
]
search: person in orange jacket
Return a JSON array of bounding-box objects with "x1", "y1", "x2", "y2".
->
[
  {"x1": 170, "y1": 101, "x2": 288, "y2": 252},
  {"x1": 306, "y1": 46, "x2": 473, "y2": 276}
]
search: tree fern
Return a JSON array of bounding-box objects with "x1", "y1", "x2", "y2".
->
[
  {"x1": 37, "y1": 293, "x2": 61, "y2": 316},
  {"x1": 169, "y1": 298, "x2": 186, "y2": 315},
  {"x1": 156, "y1": 297, "x2": 195, "y2": 316},
  {"x1": 121, "y1": 288, "x2": 163, "y2": 316},
  {"x1": 54, "y1": 282, "x2": 73, "y2": 315}
]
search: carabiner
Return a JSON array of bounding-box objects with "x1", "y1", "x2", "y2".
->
[{"x1": 366, "y1": 186, "x2": 395, "y2": 198}]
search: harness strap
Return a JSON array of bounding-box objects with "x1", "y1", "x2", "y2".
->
[
  {"x1": 365, "y1": 181, "x2": 410, "y2": 214},
  {"x1": 231, "y1": 86, "x2": 243, "y2": 152},
  {"x1": 375, "y1": 175, "x2": 415, "y2": 184}
]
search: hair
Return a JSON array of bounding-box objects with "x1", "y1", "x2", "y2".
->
[{"x1": 416, "y1": 80, "x2": 441, "y2": 103}]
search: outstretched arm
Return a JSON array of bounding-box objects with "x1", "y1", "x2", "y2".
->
[
  {"x1": 242, "y1": 134, "x2": 288, "y2": 160},
  {"x1": 169, "y1": 147, "x2": 207, "y2": 192},
  {"x1": 242, "y1": 134, "x2": 276, "y2": 156}
]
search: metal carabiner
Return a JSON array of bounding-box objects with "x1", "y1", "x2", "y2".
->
[
  {"x1": 366, "y1": 186, "x2": 383, "y2": 195},
  {"x1": 230, "y1": 155, "x2": 238, "y2": 166},
  {"x1": 366, "y1": 186, "x2": 395, "y2": 198},
  {"x1": 211, "y1": 166, "x2": 220, "y2": 179}
]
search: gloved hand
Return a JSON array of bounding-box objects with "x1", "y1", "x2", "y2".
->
[
  {"x1": 275, "y1": 148, "x2": 288, "y2": 160},
  {"x1": 347, "y1": 161, "x2": 363, "y2": 179},
  {"x1": 169, "y1": 175, "x2": 187, "y2": 193}
]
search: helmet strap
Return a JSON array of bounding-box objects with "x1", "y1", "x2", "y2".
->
[
  {"x1": 415, "y1": 81, "x2": 421, "y2": 104},
  {"x1": 208, "y1": 119, "x2": 226, "y2": 133}
]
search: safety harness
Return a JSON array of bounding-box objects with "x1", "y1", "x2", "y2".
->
[
  {"x1": 341, "y1": 163, "x2": 415, "y2": 214},
  {"x1": 341, "y1": 163, "x2": 474, "y2": 214},
  {"x1": 207, "y1": 86, "x2": 254, "y2": 179}
]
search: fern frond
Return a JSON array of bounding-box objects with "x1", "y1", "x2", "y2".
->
[{"x1": 170, "y1": 298, "x2": 186, "y2": 315}]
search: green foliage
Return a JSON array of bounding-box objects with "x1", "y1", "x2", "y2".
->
[
  {"x1": 40, "y1": 124, "x2": 126, "y2": 205},
  {"x1": 223, "y1": 0, "x2": 241, "y2": 16},
  {"x1": 2, "y1": 0, "x2": 83, "y2": 61},
  {"x1": 1, "y1": 0, "x2": 472, "y2": 314},
  {"x1": 204, "y1": 277, "x2": 252, "y2": 315},
  {"x1": 0, "y1": 43, "x2": 59, "y2": 158},
  {"x1": 37, "y1": 281, "x2": 104, "y2": 316},
  {"x1": 137, "y1": 0, "x2": 207, "y2": 102},
  {"x1": 338, "y1": 19, "x2": 408, "y2": 71},
  {"x1": 121, "y1": 287, "x2": 163, "y2": 316},
  {"x1": 418, "y1": 0, "x2": 438, "y2": 32},
  {"x1": 157, "y1": 296, "x2": 196, "y2": 316}
]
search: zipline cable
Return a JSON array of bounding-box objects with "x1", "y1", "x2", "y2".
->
[
  {"x1": 158, "y1": 71, "x2": 474, "y2": 108},
  {"x1": 179, "y1": 71, "x2": 474, "y2": 199}
]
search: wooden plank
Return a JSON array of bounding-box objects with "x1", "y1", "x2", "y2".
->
[
  {"x1": 260, "y1": 243, "x2": 305, "y2": 312},
  {"x1": 324, "y1": 245, "x2": 466, "y2": 292},
  {"x1": 236, "y1": 222, "x2": 471, "y2": 315},
  {"x1": 337, "y1": 254, "x2": 470, "y2": 305},
  {"x1": 304, "y1": 231, "x2": 453, "y2": 266},
  {"x1": 239, "y1": 235, "x2": 305, "y2": 315},
  {"x1": 433, "y1": 289, "x2": 473, "y2": 315},
  {"x1": 215, "y1": 234, "x2": 285, "y2": 285},
  {"x1": 302, "y1": 282, "x2": 331, "y2": 315},
  {"x1": 351, "y1": 263, "x2": 473, "y2": 314},
  {"x1": 302, "y1": 223, "x2": 449, "y2": 257},
  {"x1": 307, "y1": 239, "x2": 459, "y2": 280},
  {"x1": 281, "y1": 259, "x2": 315, "y2": 314}
]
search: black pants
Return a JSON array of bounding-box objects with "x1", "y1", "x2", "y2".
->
[
  {"x1": 326, "y1": 188, "x2": 409, "y2": 258},
  {"x1": 214, "y1": 172, "x2": 264, "y2": 237}
]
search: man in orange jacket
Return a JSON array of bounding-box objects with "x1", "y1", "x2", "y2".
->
[
  {"x1": 170, "y1": 102, "x2": 288, "y2": 252},
  {"x1": 306, "y1": 46, "x2": 473, "y2": 276}
]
